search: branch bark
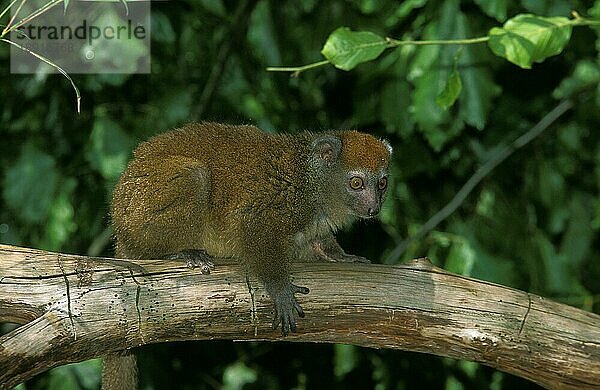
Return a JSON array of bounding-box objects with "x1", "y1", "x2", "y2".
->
[{"x1": 0, "y1": 244, "x2": 598, "y2": 389}]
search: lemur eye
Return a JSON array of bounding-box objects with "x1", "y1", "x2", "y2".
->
[
  {"x1": 378, "y1": 177, "x2": 388, "y2": 190},
  {"x1": 349, "y1": 176, "x2": 364, "y2": 190}
]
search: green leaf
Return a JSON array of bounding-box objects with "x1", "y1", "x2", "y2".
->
[
  {"x1": 488, "y1": 14, "x2": 572, "y2": 69},
  {"x1": 475, "y1": 189, "x2": 496, "y2": 218},
  {"x1": 385, "y1": 0, "x2": 427, "y2": 27},
  {"x1": 47, "y1": 360, "x2": 101, "y2": 390},
  {"x1": 557, "y1": 123, "x2": 583, "y2": 151},
  {"x1": 474, "y1": 0, "x2": 507, "y2": 22},
  {"x1": 592, "y1": 197, "x2": 600, "y2": 230},
  {"x1": 85, "y1": 117, "x2": 134, "y2": 181},
  {"x1": 407, "y1": 34, "x2": 440, "y2": 82},
  {"x1": 553, "y1": 59, "x2": 600, "y2": 99},
  {"x1": 521, "y1": 0, "x2": 572, "y2": 17},
  {"x1": 85, "y1": 8, "x2": 148, "y2": 74},
  {"x1": 410, "y1": 1, "x2": 469, "y2": 149},
  {"x1": 380, "y1": 79, "x2": 414, "y2": 136},
  {"x1": 591, "y1": 0, "x2": 600, "y2": 18},
  {"x1": 47, "y1": 366, "x2": 78, "y2": 390},
  {"x1": 536, "y1": 232, "x2": 573, "y2": 295},
  {"x1": 409, "y1": 23, "x2": 447, "y2": 139},
  {"x1": 44, "y1": 178, "x2": 77, "y2": 251},
  {"x1": 436, "y1": 68, "x2": 462, "y2": 110},
  {"x1": 321, "y1": 27, "x2": 387, "y2": 71},
  {"x1": 357, "y1": 0, "x2": 378, "y2": 14},
  {"x1": 222, "y1": 362, "x2": 257, "y2": 390},
  {"x1": 559, "y1": 195, "x2": 594, "y2": 267},
  {"x1": 459, "y1": 63, "x2": 500, "y2": 130},
  {"x1": 199, "y1": 0, "x2": 227, "y2": 17},
  {"x1": 447, "y1": 221, "x2": 518, "y2": 287},
  {"x1": 248, "y1": 1, "x2": 281, "y2": 64},
  {"x1": 3, "y1": 144, "x2": 59, "y2": 223},
  {"x1": 151, "y1": 11, "x2": 176, "y2": 44},
  {"x1": 334, "y1": 344, "x2": 359, "y2": 379},
  {"x1": 538, "y1": 161, "x2": 565, "y2": 208},
  {"x1": 453, "y1": 14, "x2": 501, "y2": 130},
  {"x1": 413, "y1": 71, "x2": 454, "y2": 150},
  {"x1": 445, "y1": 237, "x2": 476, "y2": 276}
]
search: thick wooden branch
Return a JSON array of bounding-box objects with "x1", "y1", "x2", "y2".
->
[{"x1": 0, "y1": 244, "x2": 598, "y2": 389}]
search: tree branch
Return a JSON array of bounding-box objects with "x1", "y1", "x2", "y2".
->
[
  {"x1": 0, "y1": 244, "x2": 598, "y2": 389},
  {"x1": 386, "y1": 98, "x2": 574, "y2": 261}
]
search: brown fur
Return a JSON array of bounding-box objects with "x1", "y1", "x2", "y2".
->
[
  {"x1": 339, "y1": 131, "x2": 391, "y2": 171},
  {"x1": 112, "y1": 120, "x2": 392, "y2": 283},
  {"x1": 107, "y1": 122, "x2": 391, "y2": 387},
  {"x1": 112, "y1": 123, "x2": 315, "y2": 270},
  {"x1": 102, "y1": 352, "x2": 137, "y2": 390}
]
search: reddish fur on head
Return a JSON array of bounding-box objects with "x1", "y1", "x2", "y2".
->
[{"x1": 339, "y1": 131, "x2": 391, "y2": 172}]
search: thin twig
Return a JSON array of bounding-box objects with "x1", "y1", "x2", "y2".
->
[
  {"x1": 386, "y1": 99, "x2": 574, "y2": 262},
  {"x1": 266, "y1": 60, "x2": 331, "y2": 76},
  {"x1": 191, "y1": 0, "x2": 257, "y2": 120},
  {"x1": 1, "y1": 0, "x2": 25, "y2": 36},
  {"x1": 87, "y1": 226, "x2": 113, "y2": 257},
  {"x1": 1, "y1": 37, "x2": 80, "y2": 112},
  {"x1": 0, "y1": 0, "x2": 20, "y2": 26},
  {"x1": 2, "y1": 0, "x2": 63, "y2": 37}
]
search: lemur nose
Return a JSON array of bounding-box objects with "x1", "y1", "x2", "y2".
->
[{"x1": 368, "y1": 207, "x2": 379, "y2": 217}]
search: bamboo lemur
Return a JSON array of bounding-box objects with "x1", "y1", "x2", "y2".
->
[{"x1": 105, "y1": 122, "x2": 392, "y2": 389}]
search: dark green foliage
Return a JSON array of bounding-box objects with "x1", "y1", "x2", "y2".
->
[{"x1": 1, "y1": 0, "x2": 599, "y2": 388}]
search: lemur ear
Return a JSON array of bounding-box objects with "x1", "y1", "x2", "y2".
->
[
  {"x1": 382, "y1": 139, "x2": 393, "y2": 155},
  {"x1": 311, "y1": 135, "x2": 342, "y2": 167}
]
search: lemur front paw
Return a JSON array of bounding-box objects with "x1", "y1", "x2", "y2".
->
[
  {"x1": 169, "y1": 249, "x2": 215, "y2": 274},
  {"x1": 270, "y1": 282, "x2": 309, "y2": 336}
]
